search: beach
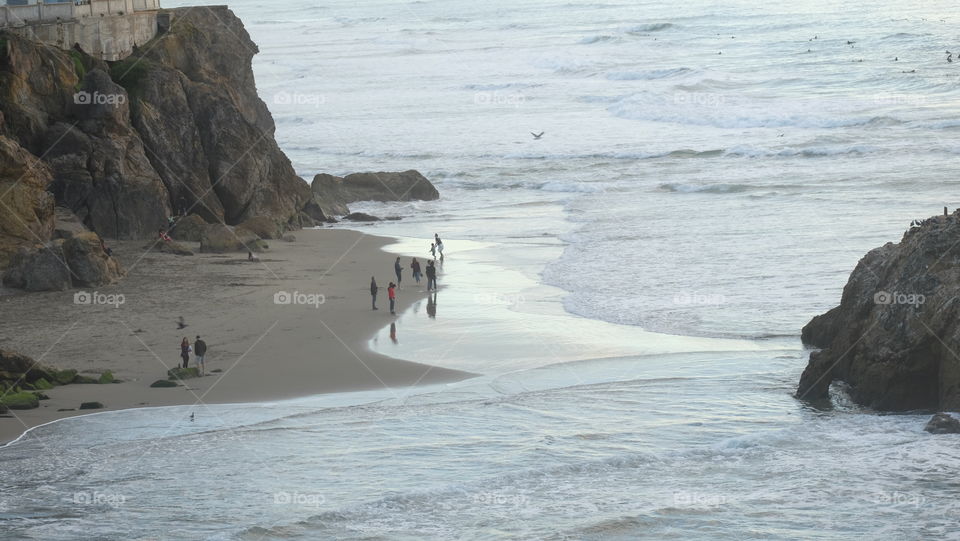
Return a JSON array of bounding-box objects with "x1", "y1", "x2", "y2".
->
[{"x1": 0, "y1": 228, "x2": 470, "y2": 444}]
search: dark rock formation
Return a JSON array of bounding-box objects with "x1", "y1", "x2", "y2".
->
[
  {"x1": 167, "y1": 367, "x2": 200, "y2": 380},
  {"x1": 237, "y1": 216, "x2": 284, "y2": 240},
  {"x1": 79, "y1": 401, "x2": 104, "y2": 410},
  {"x1": 3, "y1": 232, "x2": 124, "y2": 291},
  {"x1": 199, "y1": 224, "x2": 266, "y2": 253},
  {"x1": 0, "y1": 349, "x2": 57, "y2": 385},
  {"x1": 310, "y1": 170, "x2": 439, "y2": 214},
  {"x1": 343, "y1": 212, "x2": 382, "y2": 222},
  {"x1": 0, "y1": 6, "x2": 310, "y2": 265},
  {"x1": 169, "y1": 214, "x2": 207, "y2": 242},
  {"x1": 798, "y1": 213, "x2": 960, "y2": 411},
  {"x1": 150, "y1": 379, "x2": 178, "y2": 388},
  {"x1": 0, "y1": 135, "x2": 55, "y2": 268},
  {"x1": 147, "y1": 240, "x2": 194, "y2": 256},
  {"x1": 924, "y1": 412, "x2": 960, "y2": 434}
]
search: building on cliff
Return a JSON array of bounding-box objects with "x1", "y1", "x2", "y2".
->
[{"x1": 0, "y1": 0, "x2": 162, "y2": 61}]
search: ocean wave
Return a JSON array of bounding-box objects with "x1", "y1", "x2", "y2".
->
[
  {"x1": 578, "y1": 34, "x2": 620, "y2": 45},
  {"x1": 724, "y1": 144, "x2": 881, "y2": 158},
  {"x1": 462, "y1": 82, "x2": 540, "y2": 91},
  {"x1": 658, "y1": 183, "x2": 752, "y2": 194},
  {"x1": 624, "y1": 22, "x2": 675, "y2": 34},
  {"x1": 605, "y1": 67, "x2": 694, "y2": 81},
  {"x1": 539, "y1": 180, "x2": 605, "y2": 193}
]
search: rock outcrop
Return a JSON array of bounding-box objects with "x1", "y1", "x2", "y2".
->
[
  {"x1": 924, "y1": 412, "x2": 960, "y2": 434},
  {"x1": 2, "y1": 232, "x2": 123, "y2": 291},
  {"x1": 199, "y1": 223, "x2": 267, "y2": 253},
  {"x1": 310, "y1": 171, "x2": 439, "y2": 214},
  {"x1": 0, "y1": 6, "x2": 310, "y2": 265},
  {"x1": 798, "y1": 213, "x2": 960, "y2": 411}
]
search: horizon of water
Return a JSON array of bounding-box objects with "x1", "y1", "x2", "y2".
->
[{"x1": 2, "y1": 0, "x2": 960, "y2": 539}]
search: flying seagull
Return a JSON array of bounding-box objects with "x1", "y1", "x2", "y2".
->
[{"x1": 531, "y1": 131, "x2": 544, "y2": 139}]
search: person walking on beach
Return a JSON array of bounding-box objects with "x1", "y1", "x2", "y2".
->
[
  {"x1": 370, "y1": 277, "x2": 379, "y2": 310},
  {"x1": 394, "y1": 257, "x2": 403, "y2": 289},
  {"x1": 429, "y1": 243, "x2": 437, "y2": 260},
  {"x1": 388, "y1": 282, "x2": 397, "y2": 315},
  {"x1": 194, "y1": 336, "x2": 207, "y2": 376},
  {"x1": 435, "y1": 233, "x2": 444, "y2": 256},
  {"x1": 411, "y1": 258, "x2": 422, "y2": 285},
  {"x1": 180, "y1": 337, "x2": 191, "y2": 369},
  {"x1": 426, "y1": 260, "x2": 437, "y2": 291}
]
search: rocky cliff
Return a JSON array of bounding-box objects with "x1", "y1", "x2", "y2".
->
[
  {"x1": 0, "y1": 6, "x2": 309, "y2": 263},
  {"x1": 797, "y1": 213, "x2": 960, "y2": 411}
]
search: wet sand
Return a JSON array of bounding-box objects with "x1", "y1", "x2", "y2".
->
[{"x1": 0, "y1": 228, "x2": 472, "y2": 444}]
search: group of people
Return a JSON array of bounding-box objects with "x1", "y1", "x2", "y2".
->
[
  {"x1": 178, "y1": 336, "x2": 209, "y2": 376},
  {"x1": 369, "y1": 234, "x2": 445, "y2": 315}
]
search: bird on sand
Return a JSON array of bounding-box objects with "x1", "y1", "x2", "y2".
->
[
  {"x1": 177, "y1": 316, "x2": 187, "y2": 330},
  {"x1": 531, "y1": 131, "x2": 544, "y2": 139}
]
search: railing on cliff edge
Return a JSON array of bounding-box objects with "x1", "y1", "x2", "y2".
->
[{"x1": 0, "y1": 0, "x2": 161, "y2": 28}]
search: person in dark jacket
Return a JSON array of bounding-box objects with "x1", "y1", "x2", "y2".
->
[
  {"x1": 370, "y1": 277, "x2": 379, "y2": 310},
  {"x1": 394, "y1": 257, "x2": 403, "y2": 289},
  {"x1": 425, "y1": 260, "x2": 437, "y2": 291},
  {"x1": 411, "y1": 258, "x2": 422, "y2": 285},
  {"x1": 194, "y1": 336, "x2": 207, "y2": 376},
  {"x1": 180, "y1": 337, "x2": 191, "y2": 369}
]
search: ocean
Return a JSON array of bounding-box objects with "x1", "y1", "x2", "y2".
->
[{"x1": 3, "y1": 0, "x2": 960, "y2": 538}]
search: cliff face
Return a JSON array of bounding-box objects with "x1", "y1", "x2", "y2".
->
[
  {"x1": 798, "y1": 213, "x2": 960, "y2": 411},
  {"x1": 0, "y1": 6, "x2": 309, "y2": 262}
]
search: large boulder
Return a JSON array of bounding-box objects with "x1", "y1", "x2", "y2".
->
[
  {"x1": 924, "y1": 413, "x2": 960, "y2": 434},
  {"x1": 61, "y1": 231, "x2": 125, "y2": 287},
  {"x1": 199, "y1": 223, "x2": 267, "y2": 253},
  {"x1": 52, "y1": 206, "x2": 90, "y2": 240},
  {"x1": 343, "y1": 212, "x2": 382, "y2": 223},
  {"x1": 310, "y1": 171, "x2": 439, "y2": 214},
  {"x1": 169, "y1": 214, "x2": 207, "y2": 242},
  {"x1": 2, "y1": 243, "x2": 72, "y2": 291},
  {"x1": 3, "y1": 232, "x2": 123, "y2": 291},
  {"x1": 798, "y1": 213, "x2": 960, "y2": 411},
  {"x1": 237, "y1": 216, "x2": 284, "y2": 240}
]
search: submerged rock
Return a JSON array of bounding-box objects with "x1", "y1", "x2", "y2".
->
[
  {"x1": 924, "y1": 412, "x2": 960, "y2": 434},
  {"x1": 798, "y1": 213, "x2": 960, "y2": 411}
]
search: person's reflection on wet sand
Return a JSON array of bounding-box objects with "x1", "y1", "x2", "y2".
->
[
  {"x1": 427, "y1": 293, "x2": 437, "y2": 319},
  {"x1": 390, "y1": 322, "x2": 398, "y2": 344}
]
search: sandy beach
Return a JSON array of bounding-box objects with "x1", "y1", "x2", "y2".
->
[{"x1": 0, "y1": 228, "x2": 471, "y2": 444}]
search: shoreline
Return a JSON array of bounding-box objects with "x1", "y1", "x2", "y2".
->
[{"x1": 0, "y1": 228, "x2": 473, "y2": 445}]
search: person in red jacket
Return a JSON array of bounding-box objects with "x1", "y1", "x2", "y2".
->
[{"x1": 388, "y1": 282, "x2": 397, "y2": 315}]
